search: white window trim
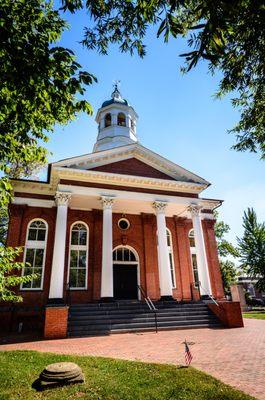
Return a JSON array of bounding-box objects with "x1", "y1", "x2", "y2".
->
[
  {"x1": 189, "y1": 229, "x2": 199, "y2": 287},
  {"x1": 20, "y1": 218, "x2": 48, "y2": 291},
  {"x1": 166, "y1": 228, "x2": 177, "y2": 289},
  {"x1": 67, "y1": 221, "x2": 89, "y2": 290}
]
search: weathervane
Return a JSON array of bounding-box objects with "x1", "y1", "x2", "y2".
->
[
  {"x1": 111, "y1": 80, "x2": 122, "y2": 99},
  {"x1": 113, "y1": 79, "x2": 121, "y2": 91}
]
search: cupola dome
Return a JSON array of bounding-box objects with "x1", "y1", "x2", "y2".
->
[{"x1": 93, "y1": 84, "x2": 138, "y2": 152}]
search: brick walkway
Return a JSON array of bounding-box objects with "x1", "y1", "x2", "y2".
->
[{"x1": 1, "y1": 319, "x2": 264, "y2": 399}]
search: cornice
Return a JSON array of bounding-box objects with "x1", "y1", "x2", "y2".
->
[
  {"x1": 54, "y1": 166, "x2": 206, "y2": 193},
  {"x1": 11, "y1": 175, "x2": 59, "y2": 195}
]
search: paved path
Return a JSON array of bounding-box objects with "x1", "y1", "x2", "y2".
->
[{"x1": 1, "y1": 319, "x2": 264, "y2": 399}]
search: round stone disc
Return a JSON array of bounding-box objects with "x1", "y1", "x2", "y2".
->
[{"x1": 43, "y1": 362, "x2": 81, "y2": 375}]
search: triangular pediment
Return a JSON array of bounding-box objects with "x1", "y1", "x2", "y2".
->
[
  {"x1": 52, "y1": 143, "x2": 209, "y2": 186},
  {"x1": 90, "y1": 158, "x2": 176, "y2": 181}
]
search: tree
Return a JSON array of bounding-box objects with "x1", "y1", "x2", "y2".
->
[
  {"x1": 214, "y1": 211, "x2": 238, "y2": 294},
  {"x1": 0, "y1": 0, "x2": 96, "y2": 201},
  {"x1": 0, "y1": 208, "x2": 8, "y2": 246},
  {"x1": 214, "y1": 213, "x2": 239, "y2": 259},
  {"x1": 0, "y1": 247, "x2": 39, "y2": 302},
  {"x1": 219, "y1": 260, "x2": 238, "y2": 296},
  {"x1": 237, "y1": 208, "x2": 265, "y2": 292},
  {"x1": 0, "y1": 0, "x2": 96, "y2": 302},
  {"x1": 61, "y1": 0, "x2": 265, "y2": 158}
]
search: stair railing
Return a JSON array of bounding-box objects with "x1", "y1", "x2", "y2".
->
[
  {"x1": 137, "y1": 284, "x2": 158, "y2": 333},
  {"x1": 198, "y1": 281, "x2": 219, "y2": 306}
]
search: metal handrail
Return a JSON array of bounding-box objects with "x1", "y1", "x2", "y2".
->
[
  {"x1": 198, "y1": 282, "x2": 219, "y2": 306},
  {"x1": 137, "y1": 284, "x2": 158, "y2": 333}
]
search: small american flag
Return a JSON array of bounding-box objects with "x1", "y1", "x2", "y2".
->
[{"x1": 184, "y1": 340, "x2": 193, "y2": 366}]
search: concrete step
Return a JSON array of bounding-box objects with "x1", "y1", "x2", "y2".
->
[
  {"x1": 69, "y1": 306, "x2": 210, "y2": 316},
  {"x1": 68, "y1": 317, "x2": 220, "y2": 332},
  {"x1": 70, "y1": 302, "x2": 206, "y2": 310},
  {"x1": 68, "y1": 322, "x2": 221, "y2": 336},
  {"x1": 67, "y1": 301, "x2": 221, "y2": 337},
  {"x1": 68, "y1": 312, "x2": 214, "y2": 324}
]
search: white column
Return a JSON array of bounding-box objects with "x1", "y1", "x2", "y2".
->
[
  {"x1": 112, "y1": 112, "x2": 118, "y2": 125},
  {"x1": 99, "y1": 116, "x2": 104, "y2": 130},
  {"x1": 188, "y1": 204, "x2": 212, "y2": 297},
  {"x1": 153, "y1": 201, "x2": 173, "y2": 298},
  {"x1": 49, "y1": 191, "x2": 71, "y2": 300},
  {"x1": 100, "y1": 196, "x2": 115, "y2": 299}
]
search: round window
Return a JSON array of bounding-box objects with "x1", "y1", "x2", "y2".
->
[{"x1": 118, "y1": 218, "x2": 130, "y2": 230}]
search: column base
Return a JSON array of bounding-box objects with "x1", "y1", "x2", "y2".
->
[
  {"x1": 159, "y1": 295, "x2": 174, "y2": 301},
  {"x1": 47, "y1": 298, "x2": 65, "y2": 305},
  {"x1": 100, "y1": 297, "x2": 115, "y2": 303}
]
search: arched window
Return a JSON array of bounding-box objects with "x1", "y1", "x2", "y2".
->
[
  {"x1": 189, "y1": 229, "x2": 199, "y2": 288},
  {"x1": 113, "y1": 247, "x2": 137, "y2": 262},
  {"x1": 21, "y1": 219, "x2": 48, "y2": 290},
  {"x1": 68, "y1": 222, "x2": 88, "y2": 289},
  {"x1": 104, "y1": 113, "x2": 111, "y2": 127},
  {"x1": 166, "y1": 229, "x2": 176, "y2": 288},
  {"x1": 117, "y1": 112, "x2": 126, "y2": 127},
  {"x1": 189, "y1": 229, "x2": 195, "y2": 248}
]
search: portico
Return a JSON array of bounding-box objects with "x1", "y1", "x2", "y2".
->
[{"x1": 44, "y1": 176, "x2": 216, "y2": 303}]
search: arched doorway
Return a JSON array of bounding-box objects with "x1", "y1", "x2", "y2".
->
[{"x1": 113, "y1": 246, "x2": 139, "y2": 300}]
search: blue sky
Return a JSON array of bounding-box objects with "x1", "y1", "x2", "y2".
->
[{"x1": 45, "y1": 6, "x2": 265, "y2": 245}]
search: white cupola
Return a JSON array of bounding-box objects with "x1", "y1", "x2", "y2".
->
[{"x1": 93, "y1": 84, "x2": 138, "y2": 152}]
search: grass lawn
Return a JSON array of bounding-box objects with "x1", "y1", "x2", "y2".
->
[
  {"x1": 0, "y1": 350, "x2": 254, "y2": 400},
  {"x1": 243, "y1": 311, "x2": 265, "y2": 320}
]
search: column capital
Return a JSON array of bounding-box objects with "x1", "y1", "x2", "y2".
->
[
  {"x1": 101, "y1": 196, "x2": 115, "y2": 210},
  {"x1": 187, "y1": 204, "x2": 203, "y2": 216},
  {"x1": 152, "y1": 201, "x2": 168, "y2": 214},
  {"x1": 55, "y1": 191, "x2": 72, "y2": 207}
]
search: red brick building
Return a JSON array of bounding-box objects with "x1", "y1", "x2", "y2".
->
[{"x1": 4, "y1": 86, "x2": 227, "y2": 334}]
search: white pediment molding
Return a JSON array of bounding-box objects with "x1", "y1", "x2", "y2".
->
[
  {"x1": 11, "y1": 174, "x2": 59, "y2": 195},
  {"x1": 52, "y1": 143, "x2": 210, "y2": 186}
]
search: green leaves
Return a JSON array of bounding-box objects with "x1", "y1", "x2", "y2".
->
[
  {"x1": 0, "y1": 178, "x2": 13, "y2": 209},
  {"x1": 0, "y1": 0, "x2": 97, "y2": 303},
  {"x1": 0, "y1": 0, "x2": 96, "y2": 172},
  {"x1": 220, "y1": 260, "x2": 238, "y2": 296},
  {"x1": 0, "y1": 246, "x2": 38, "y2": 302},
  {"x1": 237, "y1": 208, "x2": 265, "y2": 291},
  {"x1": 67, "y1": 0, "x2": 265, "y2": 157},
  {"x1": 214, "y1": 211, "x2": 238, "y2": 259},
  {"x1": 214, "y1": 211, "x2": 239, "y2": 294}
]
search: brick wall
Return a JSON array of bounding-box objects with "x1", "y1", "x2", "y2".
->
[
  {"x1": 208, "y1": 302, "x2": 244, "y2": 328},
  {"x1": 3, "y1": 203, "x2": 225, "y2": 308},
  {"x1": 203, "y1": 220, "x2": 225, "y2": 300},
  {"x1": 44, "y1": 306, "x2": 69, "y2": 339},
  {"x1": 91, "y1": 158, "x2": 176, "y2": 180},
  {"x1": 6, "y1": 204, "x2": 56, "y2": 306}
]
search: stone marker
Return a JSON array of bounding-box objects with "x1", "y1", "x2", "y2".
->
[{"x1": 34, "y1": 362, "x2": 84, "y2": 390}]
